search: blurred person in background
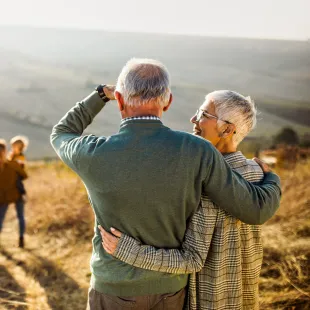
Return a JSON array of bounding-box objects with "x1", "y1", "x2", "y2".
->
[
  {"x1": 7, "y1": 136, "x2": 29, "y2": 248},
  {"x1": 51, "y1": 59, "x2": 281, "y2": 310},
  {"x1": 101, "y1": 90, "x2": 273, "y2": 309},
  {"x1": 8, "y1": 136, "x2": 29, "y2": 173},
  {"x1": 0, "y1": 139, "x2": 28, "y2": 248}
]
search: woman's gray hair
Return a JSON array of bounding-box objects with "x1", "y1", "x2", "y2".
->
[
  {"x1": 116, "y1": 58, "x2": 171, "y2": 108},
  {"x1": 207, "y1": 90, "x2": 257, "y2": 145}
]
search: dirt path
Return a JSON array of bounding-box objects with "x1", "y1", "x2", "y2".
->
[{"x1": 0, "y1": 208, "x2": 91, "y2": 310}]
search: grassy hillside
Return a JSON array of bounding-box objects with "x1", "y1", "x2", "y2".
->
[
  {"x1": 0, "y1": 160, "x2": 309, "y2": 309},
  {"x1": 260, "y1": 163, "x2": 310, "y2": 309},
  {"x1": 0, "y1": 26, "x2": 309, "y2": 159}
]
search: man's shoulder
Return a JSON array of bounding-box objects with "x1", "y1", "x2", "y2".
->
[
  {"x1": 114, "y1": 127, "x2": 213, "y2": 149},
  {"x1": 168, "y1": 129, "x2": 213, "y2": 148},
  {"x1": 80, "y1": 128, "x2": 214, "y2": 159}
]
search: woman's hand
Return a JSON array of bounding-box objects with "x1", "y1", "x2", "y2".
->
[
  {"x1": 98, "y1": 225, "x2": 122, "y2": 255},
  {"x1": 253, "y1": 157, "x2": 272, "y2": 173}
]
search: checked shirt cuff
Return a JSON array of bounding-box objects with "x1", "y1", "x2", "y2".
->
[{"x1": 114, "y1": 234, "x2": 140, "y2": 264}]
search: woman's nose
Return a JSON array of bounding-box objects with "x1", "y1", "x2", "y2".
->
[{"x1": 190, "y1": 115, "x2": 197, "y2": 124}]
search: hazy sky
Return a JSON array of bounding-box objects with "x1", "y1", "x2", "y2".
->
[{"x1": 1, "y1": 0, "x2": 309, "y2": 40}]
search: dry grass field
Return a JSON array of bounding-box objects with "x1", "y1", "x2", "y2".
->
[{"x1": 0, "y1": 160, "x2": 309, "y2": 309}]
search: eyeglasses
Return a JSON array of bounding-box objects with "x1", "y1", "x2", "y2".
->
[{"x1": 195, "y1": 109, "x2": 232, "y2": 124}]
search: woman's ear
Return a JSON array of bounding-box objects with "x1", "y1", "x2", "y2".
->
[{"x1": 222, "y1": 123, "x2": 236, "y2": 138}]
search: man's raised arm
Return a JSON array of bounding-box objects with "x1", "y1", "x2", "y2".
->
[
  {"x1": 50, "y1": 86, "x2": 114, "y2": 171},
  {"x1": 202, "y1": 145, "x2": 281, "y2": 225}
]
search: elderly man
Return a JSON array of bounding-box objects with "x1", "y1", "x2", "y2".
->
[
  {"x1": 100, "y1": 90, "x2": 272, "y2": 309},
  {"x1": 50, "y1": 59, "x2": 281, "y2": 310}
]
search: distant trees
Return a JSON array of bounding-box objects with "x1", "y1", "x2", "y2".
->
[
  {"x1": 300, "y1": 133, "x2": 310, "y2": 148},
  {"x1": 273, "y1": 127, "x2": 299, "y2": 146}
]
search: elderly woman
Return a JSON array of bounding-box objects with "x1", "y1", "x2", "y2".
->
[
  {"x1": 0, "y1": 140, "x2": 28, "y2": 247},
  {"x1": 100, "y1": 90, "x2": 268, "y2": 310}
]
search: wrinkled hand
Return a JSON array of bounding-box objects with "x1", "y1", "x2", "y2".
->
[
  {"x1": 98, "y1": 225, "x2": 122, "y2": 255},
  {"x1": 253, "y1": 157, "x2": 272, "y2": 173},
  {"x1": 103, "y1": 85, "x2": 116, "y2": 100}
]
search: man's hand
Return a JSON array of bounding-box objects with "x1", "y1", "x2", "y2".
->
[
  {"x1": 103, "y1": 85, "x2": 116, "y2": 100},
  {"x1": 253, "y1": 157, "x2": 272, "y2": 173},
  {"x1": 98, "y1": 225, "x2": 122, "y2": 255}
]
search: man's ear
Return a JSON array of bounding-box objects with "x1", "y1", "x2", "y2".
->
[
  {"x1": 163, "y1": 93, "x2": 173, "y2": 112},
  {"x1": 221, "y1": 123, "x2": 236, "y2": 138},
  {"x1": 115, "y1": 91, "x2": 125, "y2": 111}
]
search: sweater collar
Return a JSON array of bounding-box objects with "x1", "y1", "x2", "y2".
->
[{"x1": 120, "y1": 116, "x2": 163, "y2": 129}]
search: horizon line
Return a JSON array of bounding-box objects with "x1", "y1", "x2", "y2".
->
[{"x1": 1, "y1": 23, "x2": 309, "y2": 43}]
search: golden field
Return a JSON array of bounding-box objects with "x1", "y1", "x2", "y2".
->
[{"x1": 0, "y1": 160, "x2": 309, "y2": 310}]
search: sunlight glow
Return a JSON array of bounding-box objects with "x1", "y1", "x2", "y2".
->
[{"x1": 0, "y1": 0, "x2": 309, "y2": 40}]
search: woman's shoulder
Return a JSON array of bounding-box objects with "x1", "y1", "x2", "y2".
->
[
  {"x1": 244, "y1": 158, "x2": 264, "y2": 172},
  {"x1": 240, "y1": 158, "x2": 264, "y2": 182},
  {"x1": 224, "y1": 152, "x2": 264, "y2": 181}
]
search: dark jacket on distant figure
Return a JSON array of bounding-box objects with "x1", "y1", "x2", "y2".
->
[
  {"x1": 0, "y1": 161, "x2": 28, "y2": 204},
  {"x1": 8, "y1": 153, "x2": 27, "y2": 195}
]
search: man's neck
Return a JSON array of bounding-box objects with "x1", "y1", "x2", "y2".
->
[{"x1": 121, "y1": 104, "x2": 163, "y2": 119}]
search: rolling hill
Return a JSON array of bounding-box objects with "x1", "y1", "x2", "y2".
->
[{"x1": 0, "y1": 26, "x2": 309, "y2": 158}]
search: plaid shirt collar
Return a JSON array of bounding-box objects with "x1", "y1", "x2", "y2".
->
[
  {"x1": 223, "y1": 151, "x2": 247, "y2": 168},
  {"x1": 120, "y1": 116, "x2": 161, "y2": 126}
]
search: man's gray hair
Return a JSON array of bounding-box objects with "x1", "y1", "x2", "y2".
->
[
  {"x1": 207, "y1": 90, "x2": 257, "y2": 145},
  {"x1": 116, "y1": 58, "x2": 171, "y2": 108}
]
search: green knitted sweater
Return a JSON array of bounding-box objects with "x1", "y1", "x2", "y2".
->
[{"x1": 51, "y1": 91, "x2": 281, "y2": 296}]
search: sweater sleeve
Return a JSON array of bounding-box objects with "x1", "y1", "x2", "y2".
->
[
  {"x1": 113, "y1": 199, "x2": 218, "y2": 274},
  {"x1": 202, "y1": 146, "x2": 281, "y2": 225},
  {"x1": 50, "y1": 91, "x2": 106, "y2": 172}
]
